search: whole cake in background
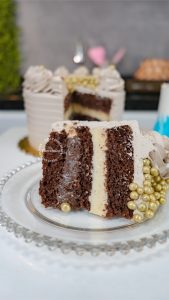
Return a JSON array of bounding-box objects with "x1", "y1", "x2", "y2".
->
[
  {"x1": 23, "y1": 65, "x2": 125, "y2": 150},
  {"x1": 134, "y1": 59, "x2": 169, "y2": 81},
  {"x1": 39, "y1": 120, "x2": 169, "y2": 223}
]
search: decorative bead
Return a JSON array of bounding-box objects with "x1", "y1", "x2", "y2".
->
[
  {"x1": 143, "y1": 166, "x2": 150, "y2": 174},
  {"x1": 149, "y1": 202, "x2": 158, "y2": 211},
  {"x1": 162, "y1": 185, "x2": 168, "y2": 191},
  {"x1": 142, "y1": 194, "x2": 150, "y2": 202},
  {"x1": 155, "y1": 184, "x2": 162, "y2": 192},
  {"x1": 144, "y1": 187, "x2": 152, "y2": 195},
  {"x1": 137, "y1": 187, "x2": 144, "y2": 195},
  {"x1": 129, "y1": 183, "x2": 138, "y2": 191},
  {"x1": 166, "y1": 178, "x2": 169, "y2": 184},
  {"x1": 159, "y1": 197, "x2": 166, "y2": 205},
  {"x1": 127, "y1": 201, "x2": 137, "y2": 210},
  {"x1": 144, "y1": 174, "x2": 152, "y2": 180},
  {"x1": 133, "y1": 214, "x2": 143, "y2": 223},
  {"x1": 155, "y1": 200, "x2": 160, "y2": 207},
  {"x1": 160, "y1": 191, "x2": 166, "y2": 197},
  {"x1": 130, "y1": 191, "x2": 139, "y2": 200},
  {"x1": 138, "y1": 203, "x2": 147, "y2": 212},
  {"x1": 149, "y1": 194, "x2": 156, "y2": 202},
  {"x1": 143, "y1": 180, "x2": 151, "y2": 187},
  {"x1": 155, "y1": 176, "x2": 161, "y2": 183},
  {"x1": 161, "y1": 180, "x2": 166, "y2": 186},
  {"x1": 60, "y1": 202, "x2": 71, "y2": 213},
  {"x1": 145, "y1": 210, "x2": 154, "y2": 219},
  {"x1": 143, "y1": 159, "x2": 151, "y2": 166},
  {"x1": 150, "y1": 168, "x2": 159, "y2": 177},
  {"x1": 154, "y1": 192, "x2": 161, "y2": 200}
]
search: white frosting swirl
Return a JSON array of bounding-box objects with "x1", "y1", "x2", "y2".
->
[
  {"x1": 96, "y1": 66, "x2": 124, "y2": 93},
  {"x1": 54, "y1": 66, "x2": 69, "y2": 78},
  {"x1": 146, "y1": 131, "x2": 169, "y2": 178},
  {"x1": 73, "y1": 66, "x2": 89, "y2": 76},
  {"x1": 24, "y1": 66, "x2": 53, "y2": 93},
  {"x1": 50, "y1": 75, "x2": 67, "y2": 96}
]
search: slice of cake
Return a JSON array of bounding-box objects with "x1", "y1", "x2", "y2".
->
[
  {"x1": 23, "y1": 65, "x2": 125, "y2": 151},
  {"x1": 39, "y1": 121, "x2": 169, "y2": 223}
]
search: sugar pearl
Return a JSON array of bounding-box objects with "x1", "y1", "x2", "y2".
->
[
  {"x1": 149, "y1": 194, "x2": 156, "y2": 202},
  {"x1": 166, "y1": 179, "x2": 169, "y2": 184},
  {"x1": 150, "y1": 168, "x2": 159, "y2": 177},
  {"x1": 127, "y1": 201, "x2": 137, "y2": 210},
  {"x1": 130, "y1": 191, "x2": 139, "y2": 200},
  {"x1": 149, "y1": 202, "x2": 157, "y2": 211},
  {"x1": 145, "y1": 174, "x2": 152, "y2": 180},
  {"x1": 160, "y1": 191, "x2": 166, "y2": 197},
  {"x1": 143, "y1": 166, "x2": 150, "y2": 174},
  {"x1": 144, "y1": 187, "x2": 152, "y2": 195},
  {"x1": 129, "y1": 183, "x2": 138, "y2": 191},
  {"x1": 60, "y1": 202, "x2": 71, "y2": 213},
  {"x1": 154, "y1": 192, "x2": 161, "y2": 200},
  {"x1": 142, "y1": 194, "x2": 150, "y2": 202},
  {"x1": 162, "y1": 185, "x2": 168, "y2": 191},
  {"x1": 161, "y1": 180, "x2": 166, "y2": 186},
  {"x1": 137, "y1": 187, "x2": 144, "y2": 195},
  {"x1": 133, "y1": 214, "x2": 143, "y2": 223},
  {"x1": 143, "y1": 159, "x2": 151, "y2": 166},
  {"x1": 159, "y1": 197, "x2": 166, "y2": 205},
  {"x1": 145, "y1": 210, "x2": 154, "y2": 219},
  {"x1": 155, "y1": 184, "x2": 162, "y2": 192},
  {"x1": 155, "y1": 176, "x2": 161, "y2": 183},
  {"x1": 144, "y1": 180, "x2": 151, "y2": 187},
  {"x1": 138, "y1": 203, "x2": 147, "y2": 212}
]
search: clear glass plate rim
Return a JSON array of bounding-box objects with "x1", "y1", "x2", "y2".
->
[{"x1": 0, "y1": 158, "x2": 169, "y2": 256}]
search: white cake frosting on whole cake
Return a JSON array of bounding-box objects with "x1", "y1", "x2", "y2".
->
[{"x1": 23, "y1": 65, "x2": 125, "y2": 150}]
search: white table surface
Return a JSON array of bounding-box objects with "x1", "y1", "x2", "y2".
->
[{"x1": 1, "y1": 110, "x2": 169, "y2": 300}]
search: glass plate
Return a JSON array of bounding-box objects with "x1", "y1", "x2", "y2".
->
[{"x1": 0, "y1": 159, "x2": 169, "y2": 256}]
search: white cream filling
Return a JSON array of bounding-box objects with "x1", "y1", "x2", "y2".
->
[
  {"x1": 64, "y1": 103, "x2": 110, "y2": 121},
  {"x1": 89, "y1": 128, "x2": 107, "y2": 217}
]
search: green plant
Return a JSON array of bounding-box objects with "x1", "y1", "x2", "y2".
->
[{"x1": 0, "y1": 0, "x2": 20, "y2": 94}]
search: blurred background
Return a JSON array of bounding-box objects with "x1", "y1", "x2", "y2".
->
[{"x1": 1, "y1": 0, "x2": 169, "y2": 128}]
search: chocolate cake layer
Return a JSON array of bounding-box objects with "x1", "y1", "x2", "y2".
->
[
  {"x1": 39, "y1": 126, "x2": 93, "y2": 211},
  {"x1": 69, "y1": 113, "x2": 99, "y2": 121},
  {"x1": 105, "y1": 125, "x2": 134, "y2": 218},
  {"x1": 65, "y1": 91, "x2": 112, "y2": 113}
]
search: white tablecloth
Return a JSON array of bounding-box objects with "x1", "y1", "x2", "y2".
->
[{"x1": 1, "y1": 111, "x2": 169, "y2": 300}]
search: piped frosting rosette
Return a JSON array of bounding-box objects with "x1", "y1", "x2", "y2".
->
[
  {"x1": 95, "y1": 65, "x2": 124, "y2": 93},
  {"x1": 24, "y1": 66, "x2": 53, "y2": 93}
]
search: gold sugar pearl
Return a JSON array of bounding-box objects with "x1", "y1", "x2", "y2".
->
[
  {"x1": 144, "y1": 187, "x2": 152, "y2": 195},
  {"x1": 143, "y1": 159, "x2": 151, "y2": 166},
  {"x1": 142, "y1": 194, "x2": 150, "y2": 202},
  {"x1": 137, "y1": 187, "x2": 144, "y2": 195},
  {"x1": 129, "y1": 183, "x2": 138, "y2": 191},
  {"x1": 155, "y1": 176, "x2": 161, "y2": 183},
  {"x1": 130, "y1": 191, "x2": 139, "y2": 200},
  {"x1": 149, "y1": 194, "x2": 156, "y2": 202},
  {"x1": 144, "y1": 174, "x2": 152, "y2": 180},
  {"x1": 162, "y1": 185, "x2": 168, "y2": 191},
  {"x1": 150, "y1": 168, "x2": 159, "y2": 177},
  {"x1": 154, "y1": 192, "x2": 161, "y2": 200},
  {"x1": 155, "y1": 184, "x2": 162, "y2": 192},
  {"x1": 127, "y1": 201, "x2": 137, "y2": 210},
  {"x1": 160, "y1": 191, "x2": 166, "y2": 197},
  {"x1": 161, "y1": 180, "x2": 166, "y2": 186},
  {"x1": 145, "y1": 209, "x2": 154, "y2": 219},
  {"x1": 138, "y1": 203, "x2": 147, "y2": 212},
  {"x1": 166, "y1": 178, "x2": 169, "y2": 184},
  {"x1": 159, "y1": 197, "x2": 166, "y2": 205},
  {"x1": 143, "y1": 180, "x2": 151, "y2": 187},
  {"x1": 143, "y1": 166, "x2": 150, "y2": 174},
  {"x1": 60, "y1": 202, "x2": 71, "y2": 213},
  {"x1": 156, "y1": 200, "x2": 160, "y2": 207},
  {"x1": 149, "y1": 202, "x2": 158, "y2": 211},
  {"x1": 133, "y1": 214, "x2": 143, "y2": 223}
]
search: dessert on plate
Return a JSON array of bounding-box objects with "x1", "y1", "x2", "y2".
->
[
  {"x1": 134, "y1": 59, "x2": 169, "y2": 81},
  {"x1": 23, "y1": 65, "x2": 125, "y2": 150},
  {"x1": 39, "y1": 120, "x2": 169, "y2": 223}
]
